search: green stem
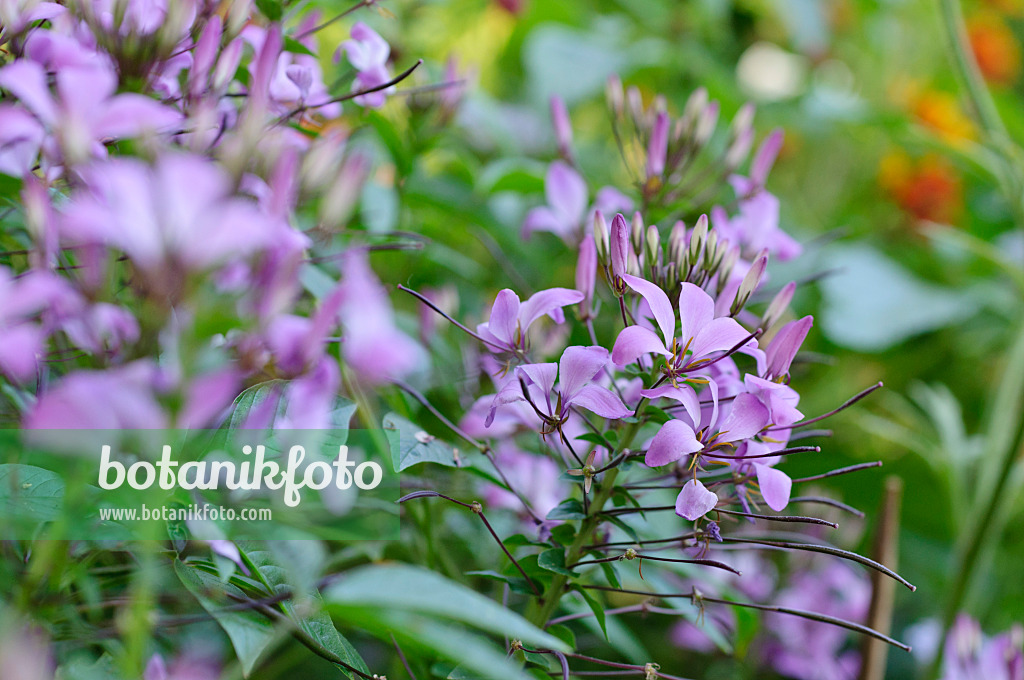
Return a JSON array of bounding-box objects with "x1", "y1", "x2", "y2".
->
[
  {"x1": 937, "y1": 0, "x2": 1007, "y2": 139},
  {"x1": 527, "y1": 467, "x2": 620, "y2": 628},
  {"x1": 526, "y1": 421, "x2": 642, "y2": 628},
  {"x1": 928, "y1": 318, "x2": 1024, "y2": 678}
]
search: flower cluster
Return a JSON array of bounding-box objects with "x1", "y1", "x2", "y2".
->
[{"x1": 0, "y1": 0, "x2": 427, "y2": 434}]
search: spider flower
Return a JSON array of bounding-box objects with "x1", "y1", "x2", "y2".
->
[
  {"x1": 611, "y1": 275, "x2": 755, "y2": 373},
  {"x1": 487, "y1": 345, "x2": 631, "y2": 429},
  {"x1": 476, "y1": 286, "x2": 584, "y2": 354}
]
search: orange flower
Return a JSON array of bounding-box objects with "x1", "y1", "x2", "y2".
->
[
  {"x1": 911, "y1": 90, "x2": 976, "y2": 142},
  {"x1": 967, "y1": 13, "x2": 1022, "y2": 85},
  {"x1": 879, "y1": 151, "x2": 963, "y2": 225}
]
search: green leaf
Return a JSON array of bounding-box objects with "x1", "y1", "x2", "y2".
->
[
  {"x1": 382, "y1": 412, "x2": 462, "y2": 471},
  {"x1": 254, "y1": 0, "x2": 283, "y2": 20},
  {"x1": 344, "y1": 608, "x2": 533, "y2": 680},
  {"x1": 575, "y1": 586, "x2": 607, "y2": 640},
  {"x1": 325, "y1": 563, "x2": 570, "y2": 652},
  {"x1": 546, "y1": 499, "x2": 585, "y2": 520},
  {"x1": 537, "y1": 548, "x2": 578, "y2": 577},
  {"x1": 283, "y1": 36, "x2": 316, "y2": 57},
  {"x1": 226, "y1": 380, "x2": 356, "y2": 435},
  {"x1": 599, "y1": 561, "x2": 621, "y2": 589},
  {"x1": 174, "y1": 560, "x2": 278, "y2": 677},
  {"x1": 0, "y1": 464, "x2": 64, "y2": 521},
  {"x1": 240, "y1": 546, "x2": 369, "y2": 678},
  {"x1": 545, "y1": 623, "x2": 576, "y2": 650}
]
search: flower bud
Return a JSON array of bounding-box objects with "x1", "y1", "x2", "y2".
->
[
  {"x1": 609, "y1": 213, "x2": 630, "y2": 280},
  {"x1": 550, "y1": 96, "x2": 574, "y2": 162},
  {"x1": 689, "y1": 214, "x2": 708, "y2": 262},
  {"x1": 213, "y1": 38, "x2": 244, "y2": 91},
  {"x1": 751, "y1": 128, "x2": 784, "y2": 186},
  {"x1": 681, "y1": 87, "x2": 708, "y2": 135},
  {"x1": 626, "y1": 86, "x2": 644, "y2": 127},
  {"x1": 730, "y1": 102, "x2": 755, "y2": 140},
  {"x1": 668, "y1": 220, "x2": 686, "y2": 263},
  {"x1": 646, "y1": 110, "x2": 669, "y2": 179},
  {"x1": 646, "y1": 224, "x2": 661, "y2": 266},
  {"x1": 733, "y1": 250, "x2": 768, "y2": 314},
  {"x1": 717, "y1": 243, "x2": 740, "y2": 294},
  {"x1": 606, "y1": 74, "x2": 624, "y2": 119},
  {"x1": 576, "y1": 234, "x2": 597, "y2": 318},
  {"x1": 593, "y1": 210, "x2": 609, "y2": 262},
  {"x1": 694, "y1": 101, "x2": 720, "y2": 148},
  {"x1": 725, "y1": 126, "x2": 754, "y2": 171},
  {"x1": 630, "y1": 211, "x2": 645, "y2": 255},
  {"x1": 762, "y1": 280, "x2": 796, "y2": 330}
]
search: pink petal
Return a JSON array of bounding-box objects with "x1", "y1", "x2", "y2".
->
[
  {"x1": 517, "y1": 287, "x2": 583, "y2": 333},
  {"x1": 570, "y1": 384, "x2": 631, "y2": 420},
  {"x1": 558, "y1": 345, "x2": 608, "y2": 399},
  {"x1": 640, "y1": 384, "x2": 701, "y2": 427},
  {"x1": 611, "y1": 325, "x2": 670, "y2": 366},
  {"x1": 486, "y1": 289, "x2": 521, "y2": 346},
  {"x1": 522, "y1": 206, "x2": 567, "y2": 239},
  {"x1": 622, "y1": 274, "x2": 675, "y2": 345},
  {"x1": 519, "y1": 362, "x2": 558, "y2": 397},
  {"x1": 0, "y1": 60, "x2": 57, "y2": 124},
  {"x1": 717, "y1": 392, "x2": 770, "y2": 443},
  {"x1": 675, "y1": 479, "x2": 718, "y2": 521},
  {"x1": 95, "y1": 95, "x2": 182, "y2": 139},
  {"x1": 677, "y1": 282, "x2": 715, "y2": 345},
  {"x1": 755, "y1": 463, "x2": 791, "y2": 511},
  {"x1": 751, "y1": 128, "x2": 784, "y2": 186},
  {"x1": 765, "y1": 315, "x2": 812, "y2": 379},
  {"x1": 689, "y1": 316, "x2": 752, "y2": 359},
  {"x1": 645, "y1": 420, "x2": 702, "y2": 467},
  {"x1": 545, "y1": 160, "x2": 587, "y2": 226}
]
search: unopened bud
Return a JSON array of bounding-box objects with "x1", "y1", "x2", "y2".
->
[
  {"x1": 730, "y1": 102, "x2": 755, "y2": 139},
  {"x1": 550, "y1": 96, "x2": 574, "y2": 162},
  {"x1": 725, "y1": 126, "x2": 754, "y2": 170},
  {"x1": 668, "y1": 220, "x2": 687, "y2": 263},
  {"x1": 681, "y1": 87, "x2": 709, "y2": 134},
  {"x1": 593, "y1": 210, "x2": 610, "y2": 261},
  {"x1": 609, "y1": 213, "x2": 631, "y2": 281},
  {"x1": 606, "y1": 74, "x2": 624, "y2": 119},
  {"x1": 762, "y1": 281, "x2": 796, "y2": 330},
  {"x1": 733, "y1": 250, "x2": 768, "y2": 314},
  {"x1": 630, "y1": 212, "x2": 645, "y2": 255},
  {"x1": 627, "y1": 86, "x2": 644, "y2": 126},
  {"x1": 689, "y1": 214, "x2": 708, "y2": 261},
  {"x1": 694, "y1": 101, "x2": 720, "y2": 148},
  {"x1": 646, "y1": 224, "x2": 660, "y2": 265}
]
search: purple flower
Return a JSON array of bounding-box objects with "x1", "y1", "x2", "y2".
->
[
  {"x1": 611, "y1": 276, "x2": 755, "y2": 374},
  {"x1": 487, "y1": 345, "x2": 631, "y2": 428},
  {"x1": 575, "y1": 234, "x2": 597, "y2": 319},
  {"x1": 522, "y1": 161, "x2": 588, "y2": 241},
  {"x1": 523, "y1": 162, "x2": 632, "y2": 243},
  {"x1": 0, "y1": 267, "x2": 79, "y2": 382},
  {"x1": 716, "y1": 176, "x2": 801, "y2": 262},
  {"x1": 760, "y1": 562, "x2": 870, "y2": 680},
  {"x1": 59, "y1": 152, "x2": 282, "y2": 280},
  {"x1": 338, "y1": 250, "x2": 425, "y2": 385},
  {"x1": 476, "y1": 286, "x2": 584, "y2": 354},
  {"x1": 646, "y1": 110, "x2": 669, "y2": 179},
  {"x1": 758, "y1": 315, "x2": 813, "y2": 380},
  {"x1": 941, "y1": 615, "x2": 1024, "y2": 680},
  {"x1": 675, "y1": 478, "x2": 718, "y2": 521},
  {"x1": 0, "y1": 57, "x2": 181, "y2": 166},
  {"x1": 550, "y1": 95, "x2": 574, "y2": 161},
  {"x1": 338, "y1": 22, "x2": 393, "y2": 108},
  {"x1": 24, "y1": 361, "x2": 169, "y2": 429}
]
